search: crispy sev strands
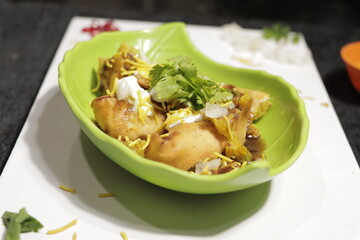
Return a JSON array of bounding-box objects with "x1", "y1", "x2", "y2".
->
[
  {"x1": 223, "y1": 116, "x2": 234, "y2": 140},
  {"x1": 240, "y1": 161, "x2": 248, "y2": 168},
  {"x1": 220, "y1": 101, "x2": 233, "y2": 107},
  {"x1": 141, "y1": 134, "x2": 151, "y2": 150},
  {"x1": 200, "y1": 165, "x2": 212, "y2": 175},
  {"x1": 128, "y1": 138, "x2": 141, "y2": 147},
  {"x1": 59, "y1": 185, "x2": 76, "y2": 194},
  {"x1": 118, "y1": 134, "x2": 151, "y2": 156},
  {"x1": 109, "y1": 76, "x2": 118, "y2": 96},
  {"x1": 120, "y1": 231, "x2": 129, "y2": 240},
  {"x1": 214, "y1": 152, "x2": 233, "y2": 163},
  {"x1": 160, "y1": 133, "x2": 170, "y2": 138},
  {"x1": 150, "y1": 102, "x2": 166, "y2": 112},
  {"x1": 46, "y1": 219, "x2": 77, "y2": 235},
  {"x1": 121, "y1": 70, "x2": 137, "y2": 76},
  {"x1": 98, "y1": 192, "x2": 116, "y2": 198},
  {"x1": 124, "y1": 59, "x2": 147, "y2": 68},
  {"x1": 153, "y1": 110, "x2": 160, "y2": 124},
  {"x1": 137, "y1": 90, "x2": 145, "y2": 124}
]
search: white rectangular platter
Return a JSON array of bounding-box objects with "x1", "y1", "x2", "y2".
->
[{"x1": 0, "y1": 16, "x2": 359, "y2": 240}]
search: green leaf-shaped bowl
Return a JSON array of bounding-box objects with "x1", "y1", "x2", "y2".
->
[{"x1": 58, "y1": 22, "x2": 309, "y2": 194}]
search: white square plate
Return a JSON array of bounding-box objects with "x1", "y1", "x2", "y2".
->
[{"x1": 0, "y1": 16, "x2": 359, "y2": 240}]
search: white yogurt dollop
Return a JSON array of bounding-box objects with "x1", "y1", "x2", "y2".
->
[
  {"x1": 167, "y1": 113, "x2": 203, "y2": 129},
  {"x1": 116, "y1": 75, "x2": 153, "y2": 116}
]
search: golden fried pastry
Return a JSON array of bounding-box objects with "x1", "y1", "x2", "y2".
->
[
  {"x1": 223, "y1": 84, "x2": 271, "y2": 120},
  {"x1": 91, "y1": 95, "x2": 165, "y2": 140},
  {"x1": 145, "y1": 121, "x2": 227, "y2": 170}
]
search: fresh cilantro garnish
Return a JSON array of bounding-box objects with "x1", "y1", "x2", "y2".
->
[
  {"x1": 262, "y1": 23, "x2": 300, "y2": 43},
  {"x1": 149, "y1": 56, "x2": 233, "y2": 110},
  {"x1": 292, "y1": 33, "x2": 300, "y2": 43},
  {"x1": 2, "y1": 208, "x2": 43, "y2": 240}
]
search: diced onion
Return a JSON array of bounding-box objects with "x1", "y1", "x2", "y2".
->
[
  {"x1": 195, "y1": 158, "x2": 221, "y2": 174},
  {"x1": 202, "y1": 102, "x2": 229, "y2": 118}
]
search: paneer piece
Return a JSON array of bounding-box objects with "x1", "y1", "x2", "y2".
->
[
  {"x1": 145, "y1": 121, "x2": 227, "y2": 170},
  {"x1": 91, "y1": 95, "x2": 165, "y2": 140},
  {"x1": 223, "y1": 84, "x2": 271, "y2": 120}
]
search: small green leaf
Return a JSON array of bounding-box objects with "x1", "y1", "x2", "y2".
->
[
  {"x1": 292, "y1": 33, "x2": 300, "y2": 43},
  {"x1": 170, "y1": 55, "x2": 197, "y2": 78},
  {"x1": 2, "y1": 208, "x2": 43, "y2": 240}
]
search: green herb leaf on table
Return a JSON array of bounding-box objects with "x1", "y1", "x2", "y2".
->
[
  {"x1": 149, "y1": 56, "x2": 233, "y2": 110},
  {"x1": 2, "y1": 208, "x2": 43, "y2": 240}
]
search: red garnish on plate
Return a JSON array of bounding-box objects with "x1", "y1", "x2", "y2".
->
[{"x1": 82, "y1": 20, "x2": 120, "y2": 37}]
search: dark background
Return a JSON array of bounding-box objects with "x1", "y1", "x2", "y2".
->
[{"x1": 1, "y1": 0, "x2": 360, "y2": 173}]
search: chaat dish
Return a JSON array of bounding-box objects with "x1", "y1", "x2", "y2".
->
[{"x1": 91, "y1": 44, "x2": 271, "y2": 175}]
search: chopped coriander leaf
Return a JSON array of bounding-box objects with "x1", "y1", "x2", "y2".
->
[
  {"x1": 262, "y1": 23, "x2": 300, "y2": 43},
  {"x1": 292, "y1": 33, "x2": 300, "y2": 43},
  {"x1": 2, "y1": 208, "x2": 43, "y2": 240},
  {"x1": 149, "y1": 56, "x2": 233, "y2": 110}
]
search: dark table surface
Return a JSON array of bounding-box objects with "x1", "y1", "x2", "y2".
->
[{"x1": 1, "y1": 0, "x2": 360, "y2": 174}]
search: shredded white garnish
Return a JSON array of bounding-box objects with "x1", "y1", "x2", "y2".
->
[{"x1": 221, "y1": 22, "x2": 311, "y2": 65}]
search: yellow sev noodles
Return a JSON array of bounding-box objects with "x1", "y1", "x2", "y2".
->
[
  {"x1": 223, "y1": 116, "x2": 234, "y2": 140},
  {"x1": 214, "y1": 152, "x2": 233, "y2": 163},
  {"x1": 98, "y1": 192, "x2": 116, "y2": 198},
  {"x1": 119, "y1": 134, "x2": 151, "y2": 156},
  {"x1": 93, "y1": 44, "x2": 153, "y2": 94},
  {"x1": 141, "y1": 134, "x2": 151, "y2": 150},
  {"x1": 241, "y1": 161, "x2": 248, "y2": 168},
  {"x1": 59, "y1": 185, "x2": 76, "y2": 194},
  {"x1": 46, "y1": 219, "x2": 77, "y2": 235},
  {"x1": 120, "y1": 231, "x2": 129, "y2": 240}
]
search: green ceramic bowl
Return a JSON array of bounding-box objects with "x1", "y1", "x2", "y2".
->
[{"x1": 58, "y1": 22, "x2": 309, "y2": 194}]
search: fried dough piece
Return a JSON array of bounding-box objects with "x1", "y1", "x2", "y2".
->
[
  {"x1": 223, "y1": 84, "x2": 271, "y2": 120},
  {"x1": 98, "y1": 44, "x2": 151, "y2": 91},
  {"x1": 211, "y1": 98, "x2": 253, "y2": 162},
  {"x1": 145, "y1": 121, "x2": 227, "y2": 170},
  {"x1": 91, "y1": 95, "x2": 165, "y2": 140}
]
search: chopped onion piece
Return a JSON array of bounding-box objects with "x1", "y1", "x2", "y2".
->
[
  {"x1": 202, "y1": 102, "x2": 231, "y2": 118},
  {"x1": 195, "y1": 158, "x2": 221, "y2": 174}
]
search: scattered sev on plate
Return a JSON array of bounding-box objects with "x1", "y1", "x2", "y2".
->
[
  {"x1": 59, "y1": 184, "x2": 77, "y2": 194},
  {"x1": 120, "y1": 231, "x2": 129, "y2": 240},
  {"x1": 46, "y1": 219, "x2": 77, "y2": 235},
  {"x1": 98, "y1": 192, "x2": 116, "y2": 198}
]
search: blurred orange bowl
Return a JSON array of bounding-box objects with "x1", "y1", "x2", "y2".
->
[{"x1": 341, "y1": 41, "x2": 360, "y2": 93}]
